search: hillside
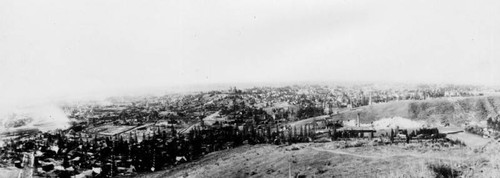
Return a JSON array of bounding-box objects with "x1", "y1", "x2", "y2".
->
[
  {"x1": 334, "y1": 96, "x2": 500, "y2": 126},
  {"x1": 130, "y1": 141, "x2": 498, "y2": 178}
]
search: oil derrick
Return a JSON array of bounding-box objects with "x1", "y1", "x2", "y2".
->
[
  {"x1": 390, "y1": 129, "x2": 395, "y2": 143},
  {"x1": 267, "y1": 125, "x2": 272, "y2": 141},
  {"x1": 200, "y1": 116, "x2": 205, "y2": 128},
  {"x1": 312, "y1": 122, "x2": 317, "y2": 136},
  {"x1": 261, "y1": 127, "x2": 266, "y2": 142},
  {"x1": 79, "y1": 132, "x2": 83, "y2": 142},
  {"x1": 148, "y1": 132, "x2": 153, "y2": 141},
  {"x1": 311, "y1": 124, "x2": 315, "y2": 137},
  {"x1": 311, "y1": 124, "x2": 315, "y2": 138},
  {"x1": 232, "y1": 126, "x2": 239, "y2": 145},
  {"x1": 241, "y1": 125, "x2": 246, "y2": 138},
  {"x1": 280, "y1": 127, "x2": 286, "y2": 144},
  {"x1": 156, "y1": 127, "x2": 161, "y2": 139},
  {"x1": 192, "y1": 128, "x2": 203, "y2": 159},
  {"x1": 333, "y1": 126, "x2": 337, "y2": 140},
  {"x1": 170, "y1": 121, "x2": 177, "y2": 138},
  {"x1": 300, "y1": 126, "x2": 304, "y2": 139},
  {"x1": 246, "y1": 125, "x2": 251, "y2": 141},
  {"x1": 162, "y1": 130, "x2": 167, "y2": 140},
  {"x1": 111, "y1": 138, "x2": 116, "y2": 177},
  {"x1": 85, "y1": 135, "x2": 90, "y2": 148},
  {"x1": 127, "y1": 138, "x2": 132, "y2": 161},
  {"x1": 151, "y1": 146, "x2": 156, "y2": 172},
  {"x1": 94, "y1": 134, "x2": 98, "y2": 145},
  {"x1": 293, "y1": 126, "x2": 297, "y2": 143},
  {"x1": 405, "y1": 131, "x2": 410, "y2": 144},
  {"x1": 275, "y1": 124, "x2": 279, "y2": 138},
  {"x1": 250, "y1": 125, "x2": 256, "y2": 139},
  {"x1": 285, "y1": 126, "x2": 291, "y2": 144},
  {"x1": 305, "y1": 125, "x2": 309, "y2": 138}
]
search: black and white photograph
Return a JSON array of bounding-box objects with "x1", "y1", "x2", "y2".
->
[{"x1": 1, "y1": 0, "x2": 500, "y2": 177}]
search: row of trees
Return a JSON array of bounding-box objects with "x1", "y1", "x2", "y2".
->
[{"x1": 3, "y1": 122, "x2": 447, "y2": 178}]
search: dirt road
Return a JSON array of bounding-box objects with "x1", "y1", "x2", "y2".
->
[
  {"x1": 446, "y1": 132, "x2": 491, "y2": 147},
  {"x1": 311, "y1": 146, "x2": 467, "y2": 162},
  {"x1": 310, "y1": 147, "x2": 382, "y2": 159}
]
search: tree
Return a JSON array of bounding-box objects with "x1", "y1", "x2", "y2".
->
[{"x1": 487, "y1": 117, "x2": 493, "y2": 129}]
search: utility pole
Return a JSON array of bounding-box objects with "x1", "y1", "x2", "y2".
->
[
  {"x1": 288, "y1": 161, "x2": 292, "y2": 178},
  {"x1": 356, "y1": 113, "x2": 360, "y2": 127}
]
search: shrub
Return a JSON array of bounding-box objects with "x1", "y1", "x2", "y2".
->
[
  {"x1": 465, "y1": 125, "x2": 484, "y2": 136},
  {"x1": 347, "y1": 140, "x2": 365, "y2": 148},
  {"x1": 428, "y1": 162, "x2": 462, "y2": 178}
]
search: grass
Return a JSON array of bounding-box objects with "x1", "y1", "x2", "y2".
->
[{"x1": 128, "y1": 139, "x2": 497, "y2": 178}]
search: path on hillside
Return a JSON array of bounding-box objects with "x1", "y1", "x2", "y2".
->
[
  {"x1": 310, "y1": 146, "x2": 465, "y2": 162},
  {"x1": 310, "y1": 147, "x2": 382, "y2": 159},
  {"x1": 446, "y1": 132, "x2": 491, "y2": 147},
  {"x1": 180, "y1": 111, "x2": 221, "y2": 134}
]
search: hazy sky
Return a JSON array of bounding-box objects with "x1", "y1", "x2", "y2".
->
[{"x1": 1, "y1": 0, "x2": 500, "y2": 105}]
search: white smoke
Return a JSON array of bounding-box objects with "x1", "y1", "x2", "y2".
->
[
  {"x1": 0, "y1": 105, "x2": 71, "y2": 134},
  {"x1": 372, "y1": 117, "x2": 426, "y2": 130}
]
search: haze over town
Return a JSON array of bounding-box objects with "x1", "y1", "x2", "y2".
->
[{"x1": 1, "y1": 0, "x2": 500, "y2": 107}]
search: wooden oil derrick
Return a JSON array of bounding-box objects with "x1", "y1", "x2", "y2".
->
[
  {"x1": 275, "y1": 124, "x2": 280, "y2": 139},
  {"x1": 405, "y1": 131, "x2": 410, "y2": 144},
  {"x1": 293, "y1": 126, "x2": 297, "y2": 143},
  {"x1": 267, "y1": 125, "x2": 272, "y2": 141},
  {"x1": 390, "y1": 129, "x2": 395, "y2": 143},
  {"x1": 333, "y1": 127, "x2": 337, "y2": 140}
]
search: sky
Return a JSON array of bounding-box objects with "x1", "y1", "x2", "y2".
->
[{"x1": 1, "y1": 0, "x2": 500, "y2": 106}]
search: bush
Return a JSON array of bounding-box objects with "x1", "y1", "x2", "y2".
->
[
  {"x1": 346, "y1": 140, "x2": 366, "y2": 148},
  {"x1": 465, "y1": 125, "x2": 484, "y2": 136},
  {"x1": 428, "y1": 162, "x2": 462, "y2": 178}
]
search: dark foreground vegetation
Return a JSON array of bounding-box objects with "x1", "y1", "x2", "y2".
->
[{"x1": 1, "y1": 122, "x2": 462, "y2": 178}]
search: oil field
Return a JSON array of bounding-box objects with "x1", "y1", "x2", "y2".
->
[
  {"x1": 1, "y1": 84, "x2": 500, "y2": 177},
  {"x1": 2, "y1": 0, "x2": 500, "y2": 177}
]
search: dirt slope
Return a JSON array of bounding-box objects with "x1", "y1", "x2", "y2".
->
[{"x1": 334, "y1": 96, "x2": 500, "y2": 126}]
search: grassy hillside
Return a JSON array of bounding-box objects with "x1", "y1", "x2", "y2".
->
[
  {"x1": 130, "y1": 141, "x2": 495, "y2": 178},
  {"x1": 334, "y1": 96, "x2": 500, "y2": 126}
]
